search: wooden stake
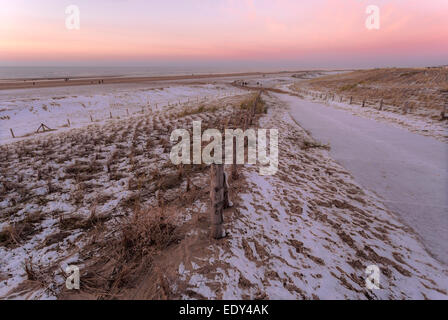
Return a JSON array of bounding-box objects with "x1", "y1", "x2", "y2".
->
[
  {"x1": 10, "y1": 128, "x2": 15, "y2": 138},
  {"x1": 210, "y1": 164, "x2": 225, "y2": 239},
  {"x1": 441, "y1": 105, "x2": 448, "y2": 120},
  {"x1": 109, "y1": 111, "x2": 112, "y2": 119},
  {"x1": 177, "y1": 164, "x2": 184, "y2": 179},
  {"x1": 156, "y1": 190, "x2": 164, "y2": 207},
  {"x1": 67, "y1": 119, "x2": 71, "y2": 127},
  {"x1": 90, "y1": 115, "x2": 93, "y2": 122},
  {"x1": 379, "y1": 99, "x2": 383, "y2": 111},
  {"x1": 36, "y1": 123, "x2": 52, "y2": 133},
  {"x1": 186, "y1": 176, "x2": 191, "y2": 192},
  {"x1": 231, "y1": 136, "x2": 238, "y2": 180}
]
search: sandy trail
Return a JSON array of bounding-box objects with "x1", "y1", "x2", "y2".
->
[{"x1": 278, "y1": 93, "x2": 448, "y2": 265}]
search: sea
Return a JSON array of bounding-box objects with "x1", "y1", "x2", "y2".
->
[{"x1": 0, "y1": 66, "x2": 282, "y2": 80}]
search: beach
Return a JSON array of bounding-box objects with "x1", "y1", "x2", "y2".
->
[{"x1": 1, "y1": 68, "x2": 447, "y2": 299}]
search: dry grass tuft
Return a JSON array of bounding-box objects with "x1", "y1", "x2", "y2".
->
[
  {"x1": 120, "y1": 206, "x2": 178, "y2": 259},
  {"x1": 294, "y1": 67, "x2": 448, "y2": 115},
  {"x1": 0, "y1": 214, "x2": 42, "y2": 248},
  {"x1": 71, "y1": 205, "x2": 179, "y2": 299},
  {"x1": 302, "y1": 138, "x2": 330, "y2": 150},
  {"x1": 58, "y1": 205, "x2": 107, "y2": 231}
]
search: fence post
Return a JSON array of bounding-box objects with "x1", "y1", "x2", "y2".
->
[
  {"x1": 67, "y1": 119, "x2": 71, "y2": 127},
  {"x1": 379, "y1": 99, "x2": 383, "y2": 111},
  {"x1": 440, "y1": 90, "x2": 448, "y2": 120},
  {"x1": 90, "y1": 115, "x2": 93, "y2": 122},
  {"x1": 362, "y1": 100, "x2": 365, "y2": 108},
  {"x1": 210, "y1": 164, "x2": 226, "y2": 239},
  {"x1": 186, "y1": 176, "x2": 191, "y2": 192},
  {"x1": 231, "y1": 135, "x2": 238, "y2": 180},
  {"x1": 403, "y1": 101, "x2": 409, "y2": 114},
  {"x1": 110, "y1": 111, "x2": 112, "y2": 119},
  {"x1": 350, "y1": 96, "x2": 353, "y2": 105},
  {"x1": 10, "y1": 128, "x2": 15, "y2": 138},
  {"x1": 156, "y1": 190, "x2": 164, "y2": 207},
  {"x1": 249, "y1": 94, "x2": 257, "y2": 125},
  {"x1": 443, "y1": 105, "x2": 448, "y2": 120}
]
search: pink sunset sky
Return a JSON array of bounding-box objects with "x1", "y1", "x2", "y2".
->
[{"x1": 1, "y1": 0, "x2": 447, "y2": 69}]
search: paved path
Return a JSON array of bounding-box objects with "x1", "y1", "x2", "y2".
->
[{"x1": 276, "y1": 93, "x2": 448, "y2": 264}]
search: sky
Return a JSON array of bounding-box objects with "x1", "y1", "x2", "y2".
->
[{"x1": 1, "y1": 0, "x2": 447, "y2": 69}]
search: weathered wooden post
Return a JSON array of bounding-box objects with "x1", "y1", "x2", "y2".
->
[
  {"x1": 210, "y1": 164, "x2": 225, "y2": 239},
  {"x1": 350, "y1": 96, "x2": 353, "y2": 105},
  {"x1": 249, "y1": 96, "x2": 256, "y2": 125},
  {"x1": 443, "y1": 105, "x2": 448, "y2": 120},
  {"x1": 177, "y1": 164, "x2": 184, "y2": 179},
  {"x1": 67, "y1": 119, "x2": 71, "y2": 127},
  {"x1": 231, "y1": 134, "x2": 238, "y2": 180},
  {"x1": 109, "y1": 111, "x2": 112, "y2": 119},
  {"x1": 440, "y1": 90, "x2": 448, "y2": 120},
  {"x1": 402, "y1": 101, "x2": 410, "y2": 114},
  {"x1": 186, "y1": 176, "x2": 191, "y2": 192},
  {"x1": 362, "y1": 100, "x2": 366, "y2": 108},
  {"x1": 126, "y1": 109, "x2": 129, "y2": 116},
  {"x1": 10, "y1": 128, "x2": 15, "y2": 138},
  {"x1": 379, "y1": 99, "x2": 383, "y2": 111},
  {"x1": 36, "y1": 123, "x2": 51, "y2": 133},
  {"x1": 156, "y1": 190, "x2": 164, "y2": 207},
  {"x1": 90, "y1": 115, "x2": 94, "y2": 122}
]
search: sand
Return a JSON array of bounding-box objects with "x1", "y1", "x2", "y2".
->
[
  {"x1": 0, "y1": 71, "x2": 291, "y2": 91},
  {"x1": 1, "y1": 69, "x2": 447, "y2": 299}
]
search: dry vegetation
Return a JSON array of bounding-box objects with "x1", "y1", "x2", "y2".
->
[
  {"x1": 293, "y1": 67, "x2": 448, "y2": 119},
  {"x1": 1, "y1": 85, "x2": 447, "y2": 300},
  {"x1": 155, "y1": 92, "x2": 448, "y2": 300},
  {"x1": 0, "y1": 91, "x2": 265, "y2": 299}
]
